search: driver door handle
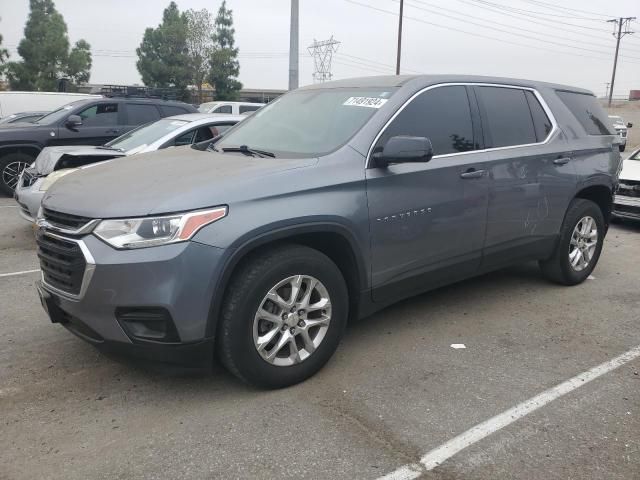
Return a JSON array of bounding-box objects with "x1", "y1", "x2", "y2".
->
[
  {"x1": 460, "y1": 168, "x2": 486, "y2": 179},
  {"x1": 553, "y1": 157, "x2": 571, "y2": 166}
]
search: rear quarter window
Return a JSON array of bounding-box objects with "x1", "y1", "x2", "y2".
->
[
  {"x1": 160, "y1": 105, "x2": 190, "y2": 117},
  {"x1": 556, "y1": 90, "x2": 613, "y2": 136}
]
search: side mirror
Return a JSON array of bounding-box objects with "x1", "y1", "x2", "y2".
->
[
  {"x1": 65, "y1": 114, "x2": 82, "y2": 130},
  {"x1": 627, "y1": 122, "x2": 633, "y2": 128},
  {"x1": 372, "y1": 136, "x2": 433, "y2": 168}
]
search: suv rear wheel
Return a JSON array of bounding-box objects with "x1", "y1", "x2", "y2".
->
[
  {"x1": 539, "y1": 198, "x2": 605, "y2": 285},
  {"x1": 217, "y1": 244, "x2": 348, "y2": 388},
  {"x1": 0, "y1": 152, "x2": 34, "y2": 196}
]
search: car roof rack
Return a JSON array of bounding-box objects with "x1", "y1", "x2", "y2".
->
[{"x1": 95, "y1": 85, "x2": 179, "y2": 101}]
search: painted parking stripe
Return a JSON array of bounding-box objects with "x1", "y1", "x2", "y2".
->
[
  {"x1": 0, "y1": 269, "x2": 40, "y2": 278},
  {"x1": 378, "y1": 344, "x2": 640, "y2": 479},
  {"x1": 0, "y1": 205, "x2": 18, "y2": 208}
]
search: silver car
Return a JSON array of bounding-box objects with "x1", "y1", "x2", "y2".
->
[{"x1": 15, "y1": 113, "x2": 243, "y2": 221}]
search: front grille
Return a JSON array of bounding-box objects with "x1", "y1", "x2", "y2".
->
[
  {"x1": 43, "y1": 208, "x2": 93, "y2": 231},
  {"x1": 617, "y1": 182, "x2": 640, "y2": 198},
  {"x1": 36, "y1": 231, "x2": 86, "y2": 295},
  {"x1": 614, "y1": 204, "x2": 640, "y2": 215}
]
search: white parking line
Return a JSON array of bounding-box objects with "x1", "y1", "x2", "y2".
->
[
  {"x1": 0, "y1": 205, "x2": 18, "y2": 208},
  {"x1": 0, "y1": 269, "x2": 40, "y2": 278},
  {"x1": 378, "y1": 344, "x2": 640, "y2": 479}
]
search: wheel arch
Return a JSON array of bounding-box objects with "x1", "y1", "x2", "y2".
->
[
  {"x1": 205, "y1": 222, "x2": 369, "y2": 338},
  {"x1": 0, "y1": 143, "x2": 42, "y2": 161},
  {"x1": 574, "y1": 183, "x2": 613, "y2": 225}
]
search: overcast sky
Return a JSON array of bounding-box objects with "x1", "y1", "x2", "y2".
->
[{"x1": 1, "y1": 0, "x2": 639, "y2": 97}]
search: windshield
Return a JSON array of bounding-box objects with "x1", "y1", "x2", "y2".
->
[
  {"x1": 35, "y1": 101, "x2": 85, "y2": 125},
  {"x1": 217, "y1": 88, "x2": 397, "y2": 157},
  {"x1": 630, "y1": 150, "x2": 640, "y2": 160},
  {"x1": 105, "y1": 118, "x2": 189, "y2": 152},
  {"x1": 198, "y1": 102, "x2": 218, "y2": 113}
]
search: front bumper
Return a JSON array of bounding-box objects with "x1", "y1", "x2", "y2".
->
[
  {"x1": 14, "y1": 177, "x2": 45, "y2": 222},
  {"x1": 612, "y1": 194, "x2": 640, "y2": 220},
  {"x1": 37, "y1": 233, "x2": 227, "y2": 363}
]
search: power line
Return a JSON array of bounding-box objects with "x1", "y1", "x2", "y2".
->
[
  {"x1": 344, "y1": 0, "x2": 640, "y2": 65},
  {"x1": 402, "y1": 0, "x2": 640, "y2": 59},
  {"x1": 463, "y1": 0, "x2": 606, "y2": 22},
  {"x1": 518, "y1": 0, "x2": 612, "y2": 19},
  {"x1": 407, "y1": 0, "x2": 640, "y2": 54}
]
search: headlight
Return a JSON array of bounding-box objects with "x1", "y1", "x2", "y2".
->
[
  {"x1": 39, "y1": 169, "x2": 77, "y2": 191},
  {"x1": 93, "y1": 206, "x2": 227, "y2": 249}
]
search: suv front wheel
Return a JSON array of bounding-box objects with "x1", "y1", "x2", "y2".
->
[
  {"x1": 217, "y1": 244, "x2": 348, "y2": 388},
  {"x1": 539, "y1": 198, "x2": 605, "y2": 285},
  {"x1": 1, "y1": 152, "x2": 34, "y2": 196}
]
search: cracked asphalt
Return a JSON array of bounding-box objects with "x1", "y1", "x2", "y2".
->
[{"x1": 1, "y1": 196, "x2": 639, "y2": 480}]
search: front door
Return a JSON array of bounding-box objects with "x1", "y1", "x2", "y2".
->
[
  {"x1": 53, "y1": 102, "x2": 122, "y2": 146},
  {"x1": 366, "y1": 85, "x2": 489, "y2": 302}
]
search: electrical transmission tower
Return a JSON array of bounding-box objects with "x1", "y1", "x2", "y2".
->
[
  {"x1": 607, "y1": 17, "x2": 635, "y2": 106},
  {"x1": 308, "y1": 37, "x2": 340, "y2": 83}
]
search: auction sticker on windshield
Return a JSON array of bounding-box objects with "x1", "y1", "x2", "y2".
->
[{"x1": 343, "y1": 97, "x2": 388, "y2": 108}]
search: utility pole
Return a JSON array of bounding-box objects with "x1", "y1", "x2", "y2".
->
[
  {"x1": 395, "y1": 0, "x2": 404, "y2": 75},
  {"x1": 308, "y1": 37, "x2": 340, "y2": 83},
  {"x1": 289, "y1": 0, "x2": 299, "y2": 90},
  {"x1": 607, "y1": 17, "x2": 635, "y2": 107}
]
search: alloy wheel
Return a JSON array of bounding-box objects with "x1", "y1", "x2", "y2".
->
[
  {"x1": 2, "y1": 161, "x2": 29, "y2": 191},
  {"x1": 252, "y1": 274, "x2": 332, "y2": 367},
  {"x1": 568, "y1": 215, "x2": 598, "y2": 272}
]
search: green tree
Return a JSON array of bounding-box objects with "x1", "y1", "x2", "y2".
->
[
  {"x1": 5, "y1": 0, "x2": 91, "y2": 91},
  {"x1": 66, "y1": 39, "x2": 92, "y2": 84},
  {"x1": 185, "y1": 9, "x2": 214, "y2": 103},
  {"x1": 136, "y1": 2, "x2": 191, "y2": 100},
  {"x1": 0, "y1": 18, "x2": 9, "y2": 68},
  {"x1": 208, "y1": 1, "x2": 242, "y2": 101}
]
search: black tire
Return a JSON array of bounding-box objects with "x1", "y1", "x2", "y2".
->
[
  {"x1": 0, "y1": 152, "x2": 34, "y2": 196},
  {"x1": 539, "y1": 198, "x2": 605, "y2": 285},
  {"x1": 217, "y1": 244, "x2": 348, "y2": 388},
  {"x1": 619, "y1": 144, "x2": 626, "y2": 152}
]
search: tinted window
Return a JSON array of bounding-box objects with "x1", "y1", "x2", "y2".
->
[
  {"x1": 174, "y1": 130, "x2": 196, "y2": 146},
  {"x1": 160, "y1": 105, "x2": 189, "y2": 117},
  {"x1": 374, "y1": 85, "x2": 475, "y2": 156},
  {"x1": 476, "y1": 87, "x2": 536, "y2": 148},
  {"x1": 127, "y1": 104, "x2": 161, "y2": 125},
  {"x1": 524, "y1": 91, "x2": 552, "y2": 142},
  {"x1": 556, "y1": 90, "x2": 613, "y2": 135},
  {"x1": 239, "y1": 105, "x2": 260, "y2": 113},
  {"x1": 77, "y1": 103, "x2": 118, "y2": 126},
  {"x1": 206, "y1": 123, "x2": 234, "y2": 138},
  {"x1": 213, "y1": 105, "x2": 232, "y2": 114}
]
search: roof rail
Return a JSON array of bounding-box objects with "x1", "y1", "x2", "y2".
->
[{"x1": 95, "y1": 85, "x2": 179, "y2": 101}]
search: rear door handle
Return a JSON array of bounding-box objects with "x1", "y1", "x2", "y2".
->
[
  {"x1": 460, "y1": 168, "x2": 486, "y2": 179},
  {"x1": 106, "y1": 128, "x2": 120, "y2": 134},
  {"x1": 553, "y1": 157, "x2": 571, "y2": 166}
]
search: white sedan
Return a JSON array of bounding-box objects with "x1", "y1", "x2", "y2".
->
[
  {"x1": 613, "y1": 147, "x2": 640, "y2": 221},
  {"x1": 14, "y1": 113, "x2": 243, "y2": 222}
]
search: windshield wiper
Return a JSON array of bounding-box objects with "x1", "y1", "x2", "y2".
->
[
  {"x1": 96, "y1": 145, "x2": 124, "y2": 152},
  {"x1": 222, "y1": 145, "x2": 276, "y2": 158}
]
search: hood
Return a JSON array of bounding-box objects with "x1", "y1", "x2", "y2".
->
[
  {"x1": 620, "y1": 159, "x2": 640, "y2": 182},
  {"x1": 34, "y1": 146, "x2": 125, "y2": 175},
  {"x1": 42, "y1": 146, "x2": 317, "y2": 218}
]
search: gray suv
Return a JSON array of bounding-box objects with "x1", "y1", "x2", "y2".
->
[{"x1": 35, "y1": 75, "x2": 620, "y2": 388}]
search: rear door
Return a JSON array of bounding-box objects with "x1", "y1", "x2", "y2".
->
[
  {"x1": 52, "y1": 101, "x2": 122, "y2": 146},
  {"x1": 474, "y1": 85, "x2": 576, "y2": 268},
  {"x1": 366, "y1": 85, "x2": 490, "y2": 301},
  {"x1": 122, "y1": 103, "x2": 162, "y2": 134}
]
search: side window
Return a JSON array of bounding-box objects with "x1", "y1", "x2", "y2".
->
[
  {"x1": 213, "y1": 105, "x2": 232, "y2": 114},
  {"x1": 239, "y1": 105, "x2": 260, "y2": 114},
  {"x1": 160, "y1": 105, "x2": 188, "y2": 117},
  {"x1": 555, "y1": 90, "x2": 613, "y2": 136},
  {"x1": 127, "y1": 104, "x2": 161, "y2": 125},
  {"x1": 203, "y1": 123, "x2": 234, "y2": 139},
  {"x1": 524, "y1": 91, "x2": 553, "y2": 142},
  {"x1": 173, "y1": 130, "x2": 196, "y2": 146},
  {"x1": 476, "y1": 87, "x2": 536, "y2": 148},
  {"x1": 77, "y1": 103, "x2": 118, "y2": 126},
  {"x1": 374, "y1": 85, "x2": 475, "y2": 156}
]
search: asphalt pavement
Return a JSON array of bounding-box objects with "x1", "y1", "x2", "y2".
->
[{"x1": 0, "y1": 196, "x2": 639, "y2": 480}]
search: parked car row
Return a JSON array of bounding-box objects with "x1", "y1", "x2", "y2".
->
[
  {"x1": 30, "y1": 75, "x2": 624, "y2": 388},
  {"x1": 608, "y1": 115, "x2": 633, "y2": 152},
  {"x1": 613, "y1": 147, "x2": 640, "y2": 221},
  {"x1": 0, "y1": 96, "x2": 199, "y2": 195}
]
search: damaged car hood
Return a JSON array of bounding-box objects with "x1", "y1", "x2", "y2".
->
[{"x1": 34, "y1": 146, "x2": 125, "y2": 175}]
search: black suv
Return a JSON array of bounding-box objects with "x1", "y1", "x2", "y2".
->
[{"x1": 0, "y1": 97, "x2": 197, "y2": 195}]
